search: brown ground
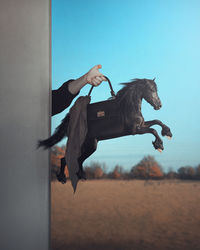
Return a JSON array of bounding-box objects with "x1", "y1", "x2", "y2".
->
[{"x1": 51, "y1": 180, "x2": 200, "y2": 250}]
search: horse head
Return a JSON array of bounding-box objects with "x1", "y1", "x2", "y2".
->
[{"x1": 142, "y1": 79, "x2": 162, "y2": 110}]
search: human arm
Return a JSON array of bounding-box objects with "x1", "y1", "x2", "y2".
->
[
  {"x1": 52, "y1": 65, "x2": 106, "y2": 116},
  {"x1": 68, "y1": 64, "x2": 106, "y2": 94}
]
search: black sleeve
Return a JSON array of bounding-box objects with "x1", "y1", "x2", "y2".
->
[{"x1": 52, "y1": 79, "x2": 80, "y2": 116}]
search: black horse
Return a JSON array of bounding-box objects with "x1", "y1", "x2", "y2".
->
[{"x1": 38, "y1": 78, "x2": 172, "y2": 183}]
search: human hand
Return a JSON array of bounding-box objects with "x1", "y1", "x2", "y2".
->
[{"x1": 86, "y1": 65, "x2": 107, "y2": 86}]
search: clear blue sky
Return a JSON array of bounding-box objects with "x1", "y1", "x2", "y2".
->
[{"x1": 52, "y1": 0, "x2": 200, "y2": 172}]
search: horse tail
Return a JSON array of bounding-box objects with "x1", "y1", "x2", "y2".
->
[{"x1": 37, "y1": 113, "x2": 70, "y2": 149}]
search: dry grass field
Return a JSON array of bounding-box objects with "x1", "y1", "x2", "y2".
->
[{"x1": 51, "y1": 180, "x2": 200, "y2": 250}]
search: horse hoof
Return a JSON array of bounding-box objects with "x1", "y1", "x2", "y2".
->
[
  {"x1": 56, "y1": 173, "x2": 67, "y2": 184},
  {"x1": 165, "y1": 136, "x2": 172, "y2": 140},
  {"x1": 161, "y1": 126, "x2": 172, "y2": 138},
  {"x1": 152, "y1": 140, "x2": 164, "y2": 151}
]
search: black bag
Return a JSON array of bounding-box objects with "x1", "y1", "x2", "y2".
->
[{"x1": 87, "y1": 77, "x2": 124, "y2": 140}]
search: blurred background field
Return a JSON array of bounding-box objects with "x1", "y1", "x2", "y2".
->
[{"x1": 51, "y1": 180, "x2": 200, "y2": 250}]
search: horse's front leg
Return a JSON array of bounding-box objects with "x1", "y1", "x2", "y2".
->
[
  {"x1": 77, "y1": 137, "x2": 98, "y2": 180},
  {"x1": 135, "y1": 126, "x2": 164, "y2": 152},
  {"x1": 144, "y1": 120, "x2": 172, "y2": 139}
]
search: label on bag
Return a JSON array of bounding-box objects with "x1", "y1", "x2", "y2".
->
[{"x1": 97, "y1": 111, "x2": 105, "y2": 117}]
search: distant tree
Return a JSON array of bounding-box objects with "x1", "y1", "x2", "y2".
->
[
  {"x1": 178, "y1": 167, "x2": 186, "y2": 179},
  {"x1": 51, "y1": 165, "x2": 60, "y2": 181},
  {"x1": 50, "y1": 145, "x2": 68, "y2": 181},
  {"x1": 101, "y1": 163, "x2": 108, "y2": 176},
  {"x1": 84, "y1": 162, "x2": 104, "y2": 179},
  {"x1": 123, "y1": 171, "x2": 134, "y2": 180},
  {"x1": 166, "y1": 171, "x2": 178, "y2": 179},
  {"x1": 196, "y1": 165, "x2": 200, "y2": 180},
  {"x1": 112, "y1": 166, "x2": 121, "y2": 179},
  {"x1": 84, "y1": 167, "x2": 94, "y2": 179},
  {"x1": 51, "y1": 146, "x2": 65, "y2": 166},
  {"x1": 178, "y1": 166, "x2": 196, "y2": 180},
  {"x1": 108, "y1": 165, "x2": 124, "y2": 179},
  {"x1": 94, "y1": 166, "x2": 104, "y2": 179},
  {"x1": 131, "y1": 156, "x2": 163, "y2": 179},
  {"x1": 187, "y1": 167, "x2": 196, "y2": 178}
]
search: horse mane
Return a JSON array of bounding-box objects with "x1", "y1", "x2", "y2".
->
[
  {"x1": 116, "y1": 78, "x2": 145, "y2": 108},
  {"x1": 115, "y1": 78, "x2": 145, "y2": 129}
]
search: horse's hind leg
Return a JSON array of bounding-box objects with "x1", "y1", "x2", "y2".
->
[
  {"x1": 56, "y1": 157, "x2": 67, "y2": 184},
  {"x1": 77, "y1": 137, "x2": 98, "y2": 179},
  {"x1": 144, "y1": 120, "x2": 172, "y2": 139}
]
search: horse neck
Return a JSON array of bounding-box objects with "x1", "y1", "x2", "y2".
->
[
  {"x1": 118, "y1": 88, "x2": 143, "y2": 131},
  {"x1": 116, "y1": 84, "x2": 143, "y2": 115},
  {"x1": 132, "y1": 93, "x2": 142, "y2": 114}
]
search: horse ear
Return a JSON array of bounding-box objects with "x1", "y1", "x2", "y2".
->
[{"x1": 153, "y1": 77, "x2": 156, "y2": 81}]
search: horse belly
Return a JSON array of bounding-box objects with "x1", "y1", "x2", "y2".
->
[{"x1": 87, "y1": 115, "x2": 126, "y2": 140}]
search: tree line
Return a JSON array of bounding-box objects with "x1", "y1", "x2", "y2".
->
[{"x1": 51, "y1": 146, "x2": 200, "y2": 181}]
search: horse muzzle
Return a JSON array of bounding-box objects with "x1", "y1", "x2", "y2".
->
[{"x1": 154, "y1": 102, "x2": 162, "y2": 110}]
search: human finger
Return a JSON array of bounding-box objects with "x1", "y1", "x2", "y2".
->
[
  {"x1": 95, "y1": 76, "x2": 104, "y2": 83},
  {"x1": 91, "y1": 78, "x2": 101, "y2": 86},
  {"x1": 86, "y1": 64, "x2": 106, "y2": 84},
  {"x1": 99, "y1": 75, "x2": 107, "y2": 81}
]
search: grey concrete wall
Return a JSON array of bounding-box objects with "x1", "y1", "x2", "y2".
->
[{"x1": 0, "y1": 1, "x2": 50, "y2": 249}]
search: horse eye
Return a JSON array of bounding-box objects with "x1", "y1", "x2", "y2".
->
[{"x1": 152, "y1": 92, "x2": 157, "y2": 98}]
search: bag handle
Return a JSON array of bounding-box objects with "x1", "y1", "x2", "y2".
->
[{"x1": 87, "y1": 76, "x2": 116, "y2": 98}]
